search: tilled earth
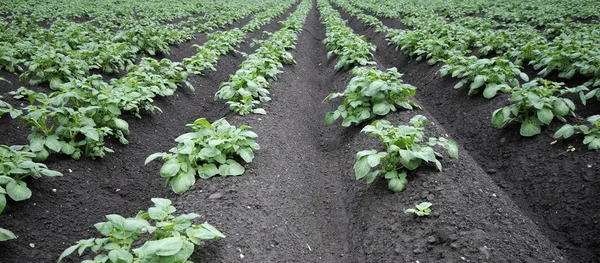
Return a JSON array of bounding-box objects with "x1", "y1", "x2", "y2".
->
[{"x1": 1, "y1": 1, "x2": 598, "y2": 262}]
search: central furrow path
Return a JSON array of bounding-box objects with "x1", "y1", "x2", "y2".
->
[{"x1": 178, "y1": 2, "x2": 356, "y2": 262}]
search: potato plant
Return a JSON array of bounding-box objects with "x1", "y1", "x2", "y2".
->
[
  {"x1": 146, "y1": 118, "x2": 259, "y2": 194},
  {"x1": 58, "y1": 198, "x2": 224, "y2": 263},
  {"x1": 354, "y1": 115, "x2": 458, "y2": 192},
  {"x1": 554, "y1": 115, "x2": 600, "y2": 150},
  {"x1": 492, "y1": 79, "x2": 586, "y2": 137},
  {"x1": 325, "y1": 66, "x2": 418, "y2": 126}
]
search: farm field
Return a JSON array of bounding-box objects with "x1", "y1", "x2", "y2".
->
[{"x1": 0, "y1": 0, "x2": 599, "y2": 262}]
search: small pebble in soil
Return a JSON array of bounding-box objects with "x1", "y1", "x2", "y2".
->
[
  {"x1": 427, "y1": 236, "x2": 438, "y2": 244},
  {"x1": 487, "y1": 169, "x2": 497, "y2": 174},
  {"x1": 209, "y1": 192, "x2": 223, "y2": 199},
  {"x1": 412, "y1": 247, "x2": 425, "y2": 254}
]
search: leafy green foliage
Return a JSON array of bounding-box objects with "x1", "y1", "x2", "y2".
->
[
  {"x1": 354, "y1": 115, "x2": 458, "y2": 192},
  {"x1": 145, "y1": 118, "x2": 259, "y2": 194},
  {"x1": 404, "y1": 202, "x2": 432, "y2": 216},
  {"x1": 20, "y1": 48, "x2": 92, "y2": 89},
  {"x1": 0, "y1": 94, "x2": 23, "y2": 119},
  {"x1": 0, "y1": 227, "x2": 16, "y2": 241},
  {"x1": 554, "y1": 115, "x2": 600, "y2": 150},
  {"x1": 325, "y1": 67, "x2": 418, "y2": 126},
  {"x1": 319, "y1": 0, "x2": 376, "y2": 70},
  {"x1": 0, "y1": 144, "x2": 62, "y2": 217},
  {"x1": 58, "y1": 198, "x2": 224, "y2": 263},
  {"x1": 440, "y1": 56, "x2": 529, "y2": 98},
  {"x1": 492, "y1": 79, "x2": 586, "y2": 137},
  {"x1": 10, "y1": 85, "x2": 125, "y2": 161}
]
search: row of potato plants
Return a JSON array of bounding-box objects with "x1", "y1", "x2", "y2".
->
[
  {"x1": 318, "y1": 0, "x2": 458, "y2": 192},
  {"x1": 335, "y1": 0, "x2": 600, "y2": 149},
  {"x1": 143, "y1": 0, "x2": 301, "y2": 193},
  {"x1": 56, "y1": 1, "x2": 305, "y2": 261},
  {"x1": 53, "y1": 2, "x2": 313, "y2": 261},
  {"x1": 0, "y1": 1, "x2": 294, "y2": 244},
  {"x1": 215, "y1": 0, "x2": 312, "y2": 115}
]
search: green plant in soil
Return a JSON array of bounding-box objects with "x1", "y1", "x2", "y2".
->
[
  {"x1": 354, "y1": 115, "x2": 458, "y2": 192},
  {"x1": 58, "y1": 198, "x2": 224, "y2": 263},
  {"x1": 492, "y1": 78, "x2": 587, "y2": 137},
  {"x1": 146, "y1": 118, "x2": 259, "y2": 194},
  {"x1": 554, "y1": 115, "x2": 600, "y2": 150},
  {"x1": 439, "y1": 55, "x2": 529, "y2": 98},
  {"x1": 325, "y1": 66, "x2": 419, "y2": 126},
  {"x1": 0, "y1": 144, "x2": 63, "y2": 241},
  {"x1": 404, "y1": 202, "x2": 432, "y2": 216}
]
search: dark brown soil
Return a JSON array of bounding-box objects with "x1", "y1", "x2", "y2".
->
[{"x1": 0, "y1": 1, "x2": 597, "y2": 263}]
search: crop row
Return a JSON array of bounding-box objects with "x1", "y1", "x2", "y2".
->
[
  {"x1": 332, "y1": 0, "x2": 600, "y2": 150},
  {"x1": 317, "y1": 0, "x2": 458, "y2": 193},
  {"x1": 215, "y1": 0, "x2": 312, "y2": 115},
  {"x1": 51, "y1": 1, "x2": 314, "y2": 261}
]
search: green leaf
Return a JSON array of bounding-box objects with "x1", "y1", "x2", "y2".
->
[
  {"x1": 58, "y1": 244, "x2": 79, "y2": 262},
  {"x1": 366, "y1": 154, "x2": 381, "y2": 167},
  {"x1": 372, "y1": 102, "x2": 390, "y2": 115},
  {"x1": 470, "y1": 75, "x2": 487, "y2": 91},
  {"x1": 388, "y1": 177, "x2": 407, "y2": 192},
  {"x1": 6, "y1": 180, "x2": 32, "y2": 201},
  {"x1": 520, "y1": 118, "x2": 542, "y2": 137},
  {"x1": 170, "y1": 170, "x2": 196, "y2": 194},
  {"x1": 519, "y1": 72, "x2": 529, "y2": 81},
  {"x1": 148, "y1": 207, "x2": 168, "y2": 221},
  {"x1": 199, "y1": 147, "x2": 221, "y2": 158},
  {"x1": 44, "y1": 135, "x2": 62, "y2": 152},
  {"x1": 324, "y1": 112, "x2": 337, "y2": 124},
  {"x1": 113, "y1": 118, "x2": 129, "y2": 131},
  {"x1": 552, "y1": 100, "x2": 570, "y2": 116},
  {"x1": 553, "y1": 124, "x2": 575, "y2": 139},
  {"x1": 108, "y1": 250, "x2": 133, "y2": 263},
  {"x1": 218, "y1": 160, "x2": 245, "y2": 176},
  {"x1": 160, "y1": 160, "x2": 180, "y2": 178},
  {"x1": 492, "y1": 107, "x2": 509, "y2": 128},
  {"x1": 537, "y1": 107, "x2": 554, "y2": 125},
  {"x1": 483, "y1": 84, "x2": 501, "y2": 99},
  {"x1": 197, "y1": 163, "x2": 219, "y2": 179},
  {"x1": 238, "y1": 148, "x2": 254, "y2": 163},
  {"x1": 133, "y1": 237, "x2": 183, "y2": 257},
  {"x1": 0, "y1": 176, "x2": 14, "y2": 186},
  {"x1": 586, "y1": 136, "x2": 600, "y2": 150},
  {"x1": 80, "y1": 127, "x2": 100, "y2": 141},
  {"x1": 29, "y1": 137, "x2": 45, "y2": 152},
  {"x1": 253, "y1": 108, "x2": 267, "y2": 115},
  {"x1": 61, "y1": 143, "x2": 76, "y2": 155},
  {"x1": 0, "y1": 194, "x2": 6, "y2": 213},
  {"x1": 445, "y1": 140, "x2": 459, "y2": 159},
  {"x1": 144, "y1": 153, "x2": 163, "y2": 165},
  {"x1": 40, "y1": 169, "x2": 63, "y2": 177},
  {"x1": 365, "y1": 170, "x2": 380, "y2": 184},
  {"x1": 354, "y1": 156, "x2": 370, "y2": 180}
]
